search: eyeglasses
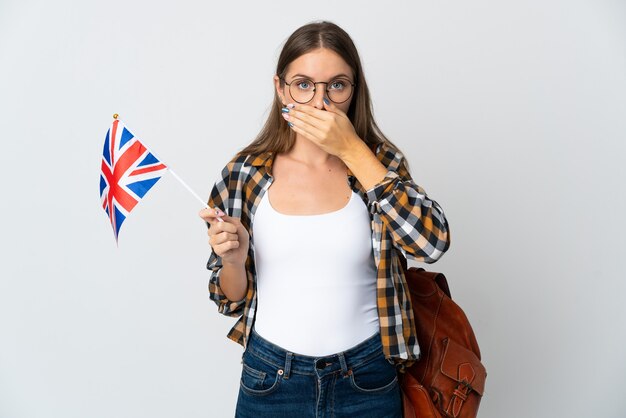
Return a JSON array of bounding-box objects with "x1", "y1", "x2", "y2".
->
[{"x1": 280, "y1": 76, "x2": 355, "y2": 104}]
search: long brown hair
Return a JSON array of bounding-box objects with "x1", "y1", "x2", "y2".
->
[{"x1": 237, "y1": 20, "x2": 405, "y2": 164}]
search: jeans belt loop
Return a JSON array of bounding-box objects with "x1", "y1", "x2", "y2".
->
[
  {"x1": 338, "y1": 353, "x2": 349, "y2": 376},
  {"x1": 284, "y1": 352, "x2": 293, "y2": 379}
]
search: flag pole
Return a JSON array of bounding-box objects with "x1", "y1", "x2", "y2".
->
[
  {"x1": 167, "y1": 169, "x2": 224, "y2": 223},
  {"x1": 112, "y1": 113, "x2": 224, "y2": 222},
  {"x1": 168, "y1": 168, "x2": 209, "y2": 208}
]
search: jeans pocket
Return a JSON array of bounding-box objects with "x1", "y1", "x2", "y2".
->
[
  {"x1": 349, "y1": 352, "x2": 398, "y2": 394},
  {"x1": 239, "y1": 351, "x2": 284, "y2": 396}
]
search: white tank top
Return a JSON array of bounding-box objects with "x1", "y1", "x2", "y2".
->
[{"x1": 252, "y1": 188, "x2": 380, "y2": 356}]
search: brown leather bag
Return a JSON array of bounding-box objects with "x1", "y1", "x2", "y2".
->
[{"x1": 397, "y1": 254, "x2": 487, "y2": 418}]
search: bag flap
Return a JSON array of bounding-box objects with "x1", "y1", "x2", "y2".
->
[{"x1": 440, "y1": 338, "x2": 486, "y2": 395}]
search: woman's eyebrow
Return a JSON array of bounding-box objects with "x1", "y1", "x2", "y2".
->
[{"x1": 291, "y1": 73, "x2": 352, "y2": 80}]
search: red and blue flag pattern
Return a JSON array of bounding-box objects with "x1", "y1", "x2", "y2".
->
[{"x1": 100, "y1": 119, "x2": 167, "y2": 241}]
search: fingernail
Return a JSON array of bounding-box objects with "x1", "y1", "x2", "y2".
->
[
  {"x1": 282, "y1": 113, "x2": 290, "y2": 120},
  {"x1": 323, "y1": 98, "x2": 329, "y2": 105},
  {"x1": 286, "y1": 103, "x2": 295, "y2": 109},
  {"x1": 281, "y1": 107, "x2": 289, "y2": 113},
  {"x1": 288, "y1": 122, "x2": 294, "y2": 127},
  {"x1": 215, "y1": 209, "x2": 224, "y2": 216}
]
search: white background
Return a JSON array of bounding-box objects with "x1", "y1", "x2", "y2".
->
[{"x1": 1, "y1": 1, "x2": 625, "y2": 417}]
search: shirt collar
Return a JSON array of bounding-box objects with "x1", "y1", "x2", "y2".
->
[{"x1": 247, "y1": 151, "x2": 274, "y2": 170}]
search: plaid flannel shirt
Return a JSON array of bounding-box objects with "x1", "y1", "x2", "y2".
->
[{"x1": 206, "y1": 141, "x2": 451, "y2": 372}]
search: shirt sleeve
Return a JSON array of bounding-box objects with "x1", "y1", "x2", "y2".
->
[
  {"x1": 365, "y1": 153, "x2": 451, "y2": 263},
  {"x1": 205, "y1": 161, "x2": 246, "y2": 317}
]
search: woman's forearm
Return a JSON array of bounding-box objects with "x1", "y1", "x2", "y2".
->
[{"x1": 219, "y1": 261, "x2": 248, "y2": 302}]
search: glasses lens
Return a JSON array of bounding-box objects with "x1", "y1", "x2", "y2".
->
[
  {"x1": 327, "y1": 79, "x2": 353, "y2": 103},
  {"x1": 289, "y1": 78, "x2": 315, "y2": 103}
]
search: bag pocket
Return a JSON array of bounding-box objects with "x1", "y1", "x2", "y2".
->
[{"x1": 431, "y1": 338, "x2": 486, "y2": 416}]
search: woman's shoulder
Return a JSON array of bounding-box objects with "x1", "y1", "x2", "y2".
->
[
  {"x1": 224, "y1": 151, "x2": 255, "y2": 168},
  {"x1": 216, "y1": 151, "x2": 273, "y2": 179}
]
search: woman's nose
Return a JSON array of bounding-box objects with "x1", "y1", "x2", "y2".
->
[{"x1": 311, "y1": 87, "x2": 328, "y2": 110}]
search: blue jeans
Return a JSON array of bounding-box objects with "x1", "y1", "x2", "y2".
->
[{"x1": 235, "y1": 327, "x2": 402, "y2": 418}]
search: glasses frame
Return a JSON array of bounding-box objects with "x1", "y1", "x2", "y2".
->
[{"x1": 279, "y1": 76, "x2": 356, "y2": 104}]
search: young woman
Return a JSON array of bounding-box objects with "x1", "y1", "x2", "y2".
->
[{"x1": 199, "y1": 20, "x2": 451, "y2": 418}]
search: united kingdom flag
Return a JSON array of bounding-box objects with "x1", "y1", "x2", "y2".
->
[{"x1": 100, "y1": 118, "x2": 168, "y2": 241}]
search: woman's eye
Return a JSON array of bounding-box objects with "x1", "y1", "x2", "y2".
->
[
  {"x1": 296, "y1": 80, "x2": 312, "y2": 90},
  {"x1": 330, "y1": 81, "x2": 345, "y2": 90}
]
